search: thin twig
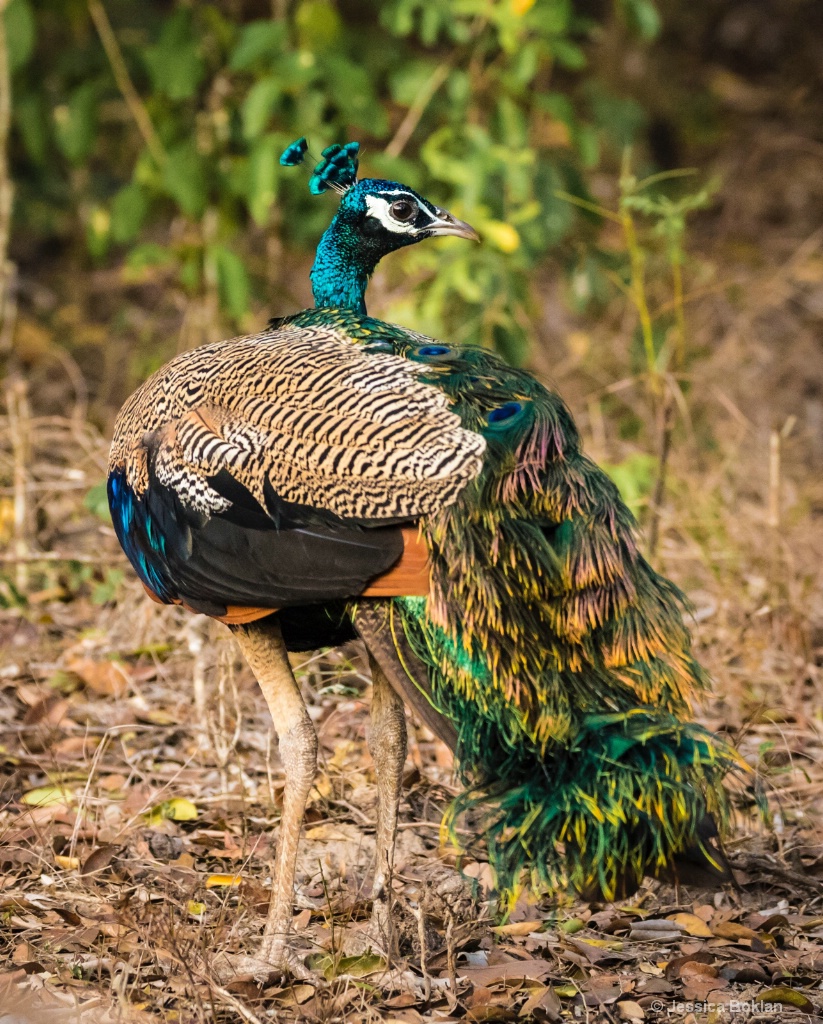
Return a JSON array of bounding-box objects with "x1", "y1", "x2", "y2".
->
[
  {"x1": 647, "y1": 384, "x2": 675, "y2": 560},
  {"x1": 385, "y1": 63, "x2": 451, "y2": 159},
  {"x1": 209, "y1": 985, "x2": 267, "y2": 1024},
  {"x1": 6, "y1": 379, "x2": 30, "y2": 592},
  {"x1": 87, "y1": 0, "x2": 166, "y2": 166},
  {"x1": 730, "y1": 854, "x2": 823, "y2": 894},
  {"x1": 396, "y1": 820, "x2": 475, "y2": 836},
  {"x1": 0, "y1": 0, "x2": 14, "y2": 355}
]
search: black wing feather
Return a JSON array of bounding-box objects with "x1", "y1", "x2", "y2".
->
[{"x1": 143, "y1": 473, "x2": 405, "y2": 612}]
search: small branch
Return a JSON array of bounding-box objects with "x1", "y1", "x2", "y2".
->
[
  {"x1": 209, "y1": 987, "x2": 266, "y2": 1024},
  {"x1": 385, "y1": 63, "x2": 451, "y2": 159},
  {"x1": 620, "y1": 206, "x2": 659, "y2": 399},
  {"x1": 6, "y1": 378, "x2": 31, "y2": 592},
  {"x1": 646, "y1": 384, "x2": 675, "y2": 560},
  {"x1": 767, "y1": 428, "x2": 781, "y2": 532},
  {"x1": 0, "y1": 0, "x2": 13, "y2": 263},
  {"x1": 0, "y1": 0, "x2": 16, "y2": 355},
  {"x1": 730, "y1": 854, "x2": 822, "y2": 894},
  {"x1": 554, "y1": 189, "x2": 623, "y2": 224},
  {"x1": 87, "y1": 0, "x2": 166, "y2": 166},
  {"x1": 671, "y1": 251, "x2": 686, "y2": 375},
  {"x1": 768, "y1": 427, "x2": 781, "y2": 594}
]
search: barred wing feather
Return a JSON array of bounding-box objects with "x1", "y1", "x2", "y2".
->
[
  {"x1": 107, "y1": 323, "x2": 485, "y2": 616},
  {"x1": 112, "y1": 325, "x2": 485, "y2": 522}
]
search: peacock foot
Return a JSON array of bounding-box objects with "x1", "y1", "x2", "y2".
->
[
  {"x1": 211, "y1": 944, "x2": 318, "y2": 986},
  {"x1": 342, "y1": 894, "x2": 400, "y2": 959}
]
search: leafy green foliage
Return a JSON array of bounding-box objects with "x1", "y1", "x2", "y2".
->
[
  {"x1": 83, "y1": 481, "x2": 111, "y2": 523},
  {"x1": 602, "y1": 452, "x2": 657, "y2": 518},
  {"x1": 143, "y1": 10, "x2": 206, "y2": 100},
  {"x1": 8, "y1": 0, "x2": 659, "y2": 354}
]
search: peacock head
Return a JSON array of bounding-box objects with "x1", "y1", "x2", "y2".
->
[{"x1": 280, "y1": 137, "x2": 478, "y2": 314}]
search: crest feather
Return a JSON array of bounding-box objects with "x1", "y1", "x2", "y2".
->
[
  {"x1": 279, "y1": 136, "x2": 360, "y2": 196},
  {"x1": 279, "y1": 137, "x2": 308, "y2": 167}
]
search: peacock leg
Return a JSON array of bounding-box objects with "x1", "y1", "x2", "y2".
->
[
  {"x1": 365, "y1": 652, "x2": 407, "y2": 957},
  {"x1": 230, "y1": 618, "x2": 317, "y2": 979}
]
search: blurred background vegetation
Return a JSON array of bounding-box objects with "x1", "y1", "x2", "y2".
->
[
  {"x1": 5, "y1": 0, "x2": 704, "y2": 392},
  {"x1": 1, "y1": 0, "x2": 823, "y2": 643}
]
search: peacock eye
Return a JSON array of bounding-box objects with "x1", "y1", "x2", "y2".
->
[{"x1": 390, "y1": 199, "x2": 417, "y2": 223}]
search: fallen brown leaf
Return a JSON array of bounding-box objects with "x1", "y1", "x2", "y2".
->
[
  {"x1": 664, "y1": 951, "x2": 715, "y2": 981},
  {"x1": 492, "y1": 920, "x2": 542, "y2": 936},
  {"x1": 668, "y1": 913, "x2": 713, "y2": 938},
  {"x1": 711, "y1": 921, "x2": 760, "y2": 942},
  {"x1": 519, "y1": 985, "x2": 562, "y2": 1020},
  {"x1": 452, "y1": 960, "x2": 555, "y2": 986},
  {"x1": 68, "y1": 655, "x2": 131, "y2": 697}
]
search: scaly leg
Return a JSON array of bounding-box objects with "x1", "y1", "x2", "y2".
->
[
  {"x1": 366, "y1": 652, "x2": 407, "y2": 957},
  {"x1": 230, "y1": 618, "x2": 317, "y2": 978}
]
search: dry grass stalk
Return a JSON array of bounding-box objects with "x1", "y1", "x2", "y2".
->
[
  {"x1": 86, "y1": 0, "x2": 166, "y2": 167},
  {"x1": 0, "y1": 0, "x2": 15, "y2": 358},
  {"x1": 6, "y1": 377, "x2": 31, "y2": 592}
]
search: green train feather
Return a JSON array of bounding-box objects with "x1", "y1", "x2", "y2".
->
[{"x1": 287, "y1": 307, "x2": 739, "y2": 899}]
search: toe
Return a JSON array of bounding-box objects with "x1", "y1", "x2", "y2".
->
[{"x1": 211, "y1": 949, "x2": 318, "y2": 985}]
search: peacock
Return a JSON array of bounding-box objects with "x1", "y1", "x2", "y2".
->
[{"x1": 107, "y1": 137, "x2": 737, "y2": 979}]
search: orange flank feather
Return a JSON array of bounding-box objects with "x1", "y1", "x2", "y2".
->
[
  {"x1": 360, "y1": 527, "x2": 429, "y2": 596},
  {"x1": 140, "y1": 526, "x2": 429, "y2": 624}
]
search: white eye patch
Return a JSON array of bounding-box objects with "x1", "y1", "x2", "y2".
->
[{"x1": 365, "y1": 193, "x2": 419, "y2": 233}]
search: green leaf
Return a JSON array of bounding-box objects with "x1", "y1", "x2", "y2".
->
[
  {"x1": 163, "y1": 142, "x2": 208, "y2": 218},
  {"x1": 92, "y1": 568, "x2": 124, "y2": 606},
  {"x1": 143, "y1": 10, "x2": 205, "y2": 100},
  {"x1": 307, "y1": 952, "x2": 387, "y2": 980},
  {"x1": 53, "y1": 83, "x2": 97, "y2": 164},
  {"x1": 85, "y1": 205, "x2": 110, "y2": 261},
  {"x1": 241, "y1": 77, "x2": 281, "y2": 140},
  {"x1": 602, "y1": 453, "x2": 657, "y2": 519},
  {"x1": 588, "y1": 89, "x2": 646, "y2": 150},
  {"x1": 229, "y1": 20, "x2": 286, "y2": 71},
  {"x1": 179, "y1": 253, "x2": 201, "y2": 293},
  {"x1": 125, "y1": 243, "x2": 174, "y2": 274},
  {"x1": 756, "y1": 988, "x2": 815, "y2": 1014},
  {"x1": 5, "y1": 0, "x2": 34, "y2": 73},
  {"x1": 110, "y1": 183, "x2": 149, "y2": 244},
  {"x1": 551, "y1": 38, "x2": 586, "y2": 71},
  {"x1": 22, "y1": 785, "x2": 74, "y2": 807},
  {"x1": 295, "y1": 0, "x2": 342, "y2": 50},
  {"x1": 389, "y1": 59, "x2": 439, "y2": 106},
  {"x1": 83, "y1": 481, "x2": 111, "y2": 522},
  {"x1": 324, "y1": 56, "x2": 383, "y2": 131},
  {"x1": 530, "y1": 0, "x2": 572, "y2": 35},
  {"x1": 493, "y1": 323, "x2": 530, "y2": 367},
  {"x1": 246, "y1": 134, "x2": 279, "y2": 225},
  {"x1": 620, "y1": 0, "x2": 661, "y2": 41},
  {"x1": 14, "y1": 92, "x2": 48, "y2": 163},
  {"x1": 147, "y1": 797, "x2": 198, "y2": 824},
  {"x1": 211, "y1": 245, "x2": 250, "y2": 319}
]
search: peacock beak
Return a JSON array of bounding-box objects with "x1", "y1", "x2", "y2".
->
[{"x1": 425, "y1": 207, "x2": 480, "y2": 242}]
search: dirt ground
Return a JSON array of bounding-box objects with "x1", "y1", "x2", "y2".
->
[{"x1": 2, "y1": 13, "x2": 823, "y2": 1024}]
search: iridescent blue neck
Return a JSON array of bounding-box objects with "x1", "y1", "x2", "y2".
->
[{"x1": 310, "y1": 215, "x2": 375, "y2": 314}]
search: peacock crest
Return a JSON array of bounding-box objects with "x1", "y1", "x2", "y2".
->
[{"x1": 280, "y1": 135, "x2": 360, "y2": 195}]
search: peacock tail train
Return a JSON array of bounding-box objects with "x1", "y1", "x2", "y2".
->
[{"x1": 280, "y1": 308, "x2": 741, "y2": 900}]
